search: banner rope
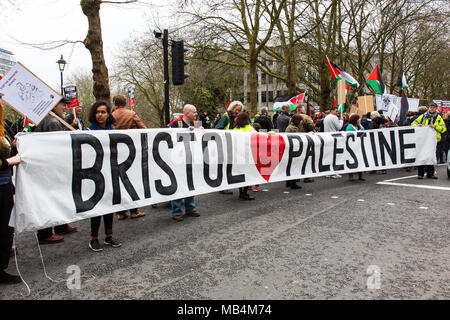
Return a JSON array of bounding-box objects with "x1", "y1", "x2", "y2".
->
[
  {"x1": 12, "y1": 234, "x2": 31, "y2": 296},
  {"x1": 34, "y1": 232, "x2": 66, "y2": 283}
]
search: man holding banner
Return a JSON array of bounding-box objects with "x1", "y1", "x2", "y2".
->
[
  {"x1": 412, "y1": 102, "x2": 446, "y2": 179},
  {"x1": 169, "y1": 104, "x2": 201, "y2": 222},
  {"x1": 34, "y1": 97, "x2": 78, "y2": 244}
]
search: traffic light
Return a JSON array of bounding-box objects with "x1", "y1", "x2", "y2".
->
[{"x1": 171, "y1": 40, "x2": 189, "y2": 85}]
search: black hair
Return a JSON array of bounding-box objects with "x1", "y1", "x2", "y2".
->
[{"x1": 88, "y1": 101, "x2": 116, "y2": 125}]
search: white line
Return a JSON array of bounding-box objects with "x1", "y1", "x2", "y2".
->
[
  {"x1": 377, "y1": 181, "x2": 450, "y2": 191},
  {"x1": 382, "y1": 175, "x2": 418, "y2": 182}
]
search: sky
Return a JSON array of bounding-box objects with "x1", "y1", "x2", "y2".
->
[{"x1": 0, "y1": 0, "x2": 176, "y2": 91}]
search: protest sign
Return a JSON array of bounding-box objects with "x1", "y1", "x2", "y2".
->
[
  {"x1": 128, "y1": 85, "x2": 135, "y2": 109},
  {"x1": 376, "y1": 94, "x2": 419, "y2": 113},
  {"x1": 386, "y1": 102, "x2": 400, "y2": 121},
  {"x1": 357, "y1": 96, "x2": 375, "y2": 114},
  {"x1": 63, "y1": 85, "x2": 80, "y2": 109},
  {"x1": 11, "y1": 127, "x2": 436, "y2": 233},
  {"x1": 0, "y1": 62, "x2": 61, "y2": 125}
]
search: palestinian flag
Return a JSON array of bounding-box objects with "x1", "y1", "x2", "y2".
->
[
  {"x1": 398, "y1": 89, "x2": 409, "y2": 126},
  {"x1": 225, "y1": 100, "x2": 232, "y2": 111},
  {"x1": 345, "y1": 83, "x2": 351, "y2": 96},
  {"x1": 23, "y1": 117, "x2": 31, "y2": 132},
  {"x1": 326, "y1": 56, "x2": 359, "y2": 88},
  {"x1": 366, "y1": 65, "x2": 385, "y2": 95},
  {"x1": 338, "y1": 103, "x2": 345, "y2": 113},
  {"x1": 273, "y1": 93, "x2": 305, "y2": 111},
  {"x1": 396, "y1": 65, "x2": 408, "y2": 90},
  {"x1": 333, "y1": 97, "x2": 336, "y2": 107}
]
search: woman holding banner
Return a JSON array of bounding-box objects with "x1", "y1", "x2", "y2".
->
[
  {"x1": 87, "y1": 101, "x2": 122, "y2": 252},
  {"x1": 0, "y1": 98, "x2": 22, "y2": 284},
  {"x1": 233, "y1": 112, "x2": 256, "y2": 200}
]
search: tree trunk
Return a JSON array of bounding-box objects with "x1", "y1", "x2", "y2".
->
[
  {"x1": 249, "y1": 52, "x2": 258, "y2": 116},
  {"x1": 80, "y1": 0, "x2": 111, "y2": 103}
]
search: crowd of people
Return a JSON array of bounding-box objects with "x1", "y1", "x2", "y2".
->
[{"x1": 0, "y1": 94, "x2": 448, "y2": 285}]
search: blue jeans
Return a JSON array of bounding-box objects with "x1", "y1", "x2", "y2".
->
[{"x1": 171, "y1": 197, "x2": 196, "y2": 216}]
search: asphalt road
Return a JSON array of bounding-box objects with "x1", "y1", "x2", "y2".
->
[{"x1": 1, "y1": 165, "x2": 449, "y2": 300}]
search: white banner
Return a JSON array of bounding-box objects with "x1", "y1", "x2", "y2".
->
[{"x1": 11, "y1": 127, "x2": 436, "y2": 232}]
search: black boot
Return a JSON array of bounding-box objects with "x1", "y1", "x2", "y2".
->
[{"x1": 0, "y1": 270, "x2": 21, "y2": 285}]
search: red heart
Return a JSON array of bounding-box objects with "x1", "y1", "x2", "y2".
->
[{"x1": 251, "y1": 133, "x2": 286, "y2": 182}]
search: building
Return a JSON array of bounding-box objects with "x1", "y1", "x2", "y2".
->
[{"x1": 0, "y1": 48, "x2": 16, "y2": 77}]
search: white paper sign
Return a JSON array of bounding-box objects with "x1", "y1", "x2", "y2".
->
[
  {"x1": 11, "y1": 127, "x2": 436, "y2": 233},
  {"x1": 0, "y1": 62, "x2": 61, "y2": 125},
  {"x1": 376, "y1": 94, "x2": 419, "y2": 113},
  {"x1": 386, "y1": 102, "x2": 399, "y2": 121}
]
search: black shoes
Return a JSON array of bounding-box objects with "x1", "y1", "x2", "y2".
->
[
  {"x1": 89, "y1": 239, "x2": 103, "y2": 252},
  {"x1": 219, "y1": 190, "x2": 233, "y2": 195},
  {"x1": 0, "y1": 270, "x2": 21, "y2": 285},
  {"x1": 427, "y1": 176, "x2": 438, "y2": 179},
  {"x1": 286, "y1": 181, "x2": 302, "y2": 189},
  {"x1": 104, "y1": 237, "x2": 122, "y2": 248}
]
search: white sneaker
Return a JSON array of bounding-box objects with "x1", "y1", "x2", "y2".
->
[{"x1": 331, "y1": 174, "x2": 342, "y2": 179}]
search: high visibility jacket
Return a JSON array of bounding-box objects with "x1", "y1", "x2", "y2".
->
[
  {"x1": 233, "y1": 124, "x2": 256, "y2": 132},
  {"x1": 411, "y1": 113, "x2": 447, "y2": 142}
]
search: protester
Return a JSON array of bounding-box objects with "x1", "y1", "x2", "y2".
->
[
  {"x1": 411, "y1": 102, "x2": 447, "y2": 179},
  {"x1": 169, "y1": 104, "x2": 201, "y2": 221},
  {"x1": 313, "y1": 112, "x2": 325, "y2": 132},
  {"x1": 442, "y1": 111, "x2": 450, "y2": 162},
  {"x1": 346, "y1": 114, "x2": 365, "y2": 181},
  {"x1": 34, "y1": 98, "x2": 77, "y2": 244},
  {"x1": 404, "y1": 111, "x2": 418, "y2": 126},
  {"x1": 285, "y1": 114, "x2": 302, "y2": 133},
  {"x1": 0, "y1": 97, "x2": 22, "y2": 284},
  {"x1": 323, "y1": 107, "x2": 343, "y2": 178},
  {"x1": 215, "y1": 101, "x2": 243, "y2": 195},
  {"x1": 112, "y1": 94, "x2": 146, "y2": 129},
  {"x1": 276, "y1": 104, "x2": 291, "y2": 133},
  {"x1": 112, "y1": 94, "x2": 146, "y2": 220},
  {"x1": 233, "y1": 112, "x2": 256, "y2": 200},
  {"x1": 272, "y1": 110, "x2": 281, "y2": 130},
  {"x1": 323, "y1": 106, "x2": 343, "y2": 132},
  {"x1": 86, "y1": 101, "x2": 122, "y2": 251},
  {"x1": 65, "y1": 103, "x2": 85, "y2": 130},
  {"x1": 283, "y1": 114, "x2": 302, "y2": 189},
  {"x1": 341, "y1": 112, "x2": 350, "y2": 131},
  {"x1": 360, "y1": 112, "x2": 371, "y2": 130},
  {"x1": 215, "y1": 101, "x2": 243, "y2": 130},
  {"x1": 299, "y1": 114, "x2": 316, "y2": 183},
  {"x1": 253, "y1": 107, "x2": 273, "y2": 132},
  {"x1": 369, "y1": 111, "x2": 386, "y2": 129},
  {"x1": 199, "y1": 111, "x2": 211, "y2": 128}
]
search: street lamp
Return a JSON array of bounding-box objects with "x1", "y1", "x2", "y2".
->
[{"x1": 56, "y1": 54, "x2": 67, "y2": 96}]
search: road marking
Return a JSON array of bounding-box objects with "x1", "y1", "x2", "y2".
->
[
  {"x1": 377, "y1": 174, "x2": 450, "y2": 191},
  {"x1": 331, "y1": 196, "x2": 339, "y2": 199},
  {"x1": 357, "y1": 199, "x2": 365, "y2": 202},
  {"x1": 377, "y1": 181, "x2": 450, "y2": 191}
]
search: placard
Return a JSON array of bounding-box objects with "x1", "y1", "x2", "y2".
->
[
  {"x1": 63, "y1": 85, "x2": 80, "y2": 109},
  {"x1": 0, "y1": 62, "x2": 61, "y2": 125},
  {"x1": 357, "y1": 96, "x2": 375, "y2": 114}
]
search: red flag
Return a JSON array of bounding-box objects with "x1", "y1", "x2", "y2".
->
[
  {"x1": 333, "y1": 97, "x2": 336, "y2": 107},
  {"x1": 288, "y1": 93, "x2": 305, "y2": 105},
  {"x1": 225, "y1": 100, "x2": 232, "y2": 111}
]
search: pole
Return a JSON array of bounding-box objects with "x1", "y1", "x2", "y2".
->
[
  {"x1": 163, "y1": 29, "x2": 170, "y2": 126},
  {"x1": 60, "y1": 71, "x2": 64, "y2": 96}
]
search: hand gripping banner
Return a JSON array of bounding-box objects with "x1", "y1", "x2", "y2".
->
[{"x1": 11, "y1": 127, "x2": 436, "y2": 232}]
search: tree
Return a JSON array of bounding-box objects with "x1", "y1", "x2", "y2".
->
[{"x1": 181, "y1": 0, "x2": 287, "y2": 116}]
